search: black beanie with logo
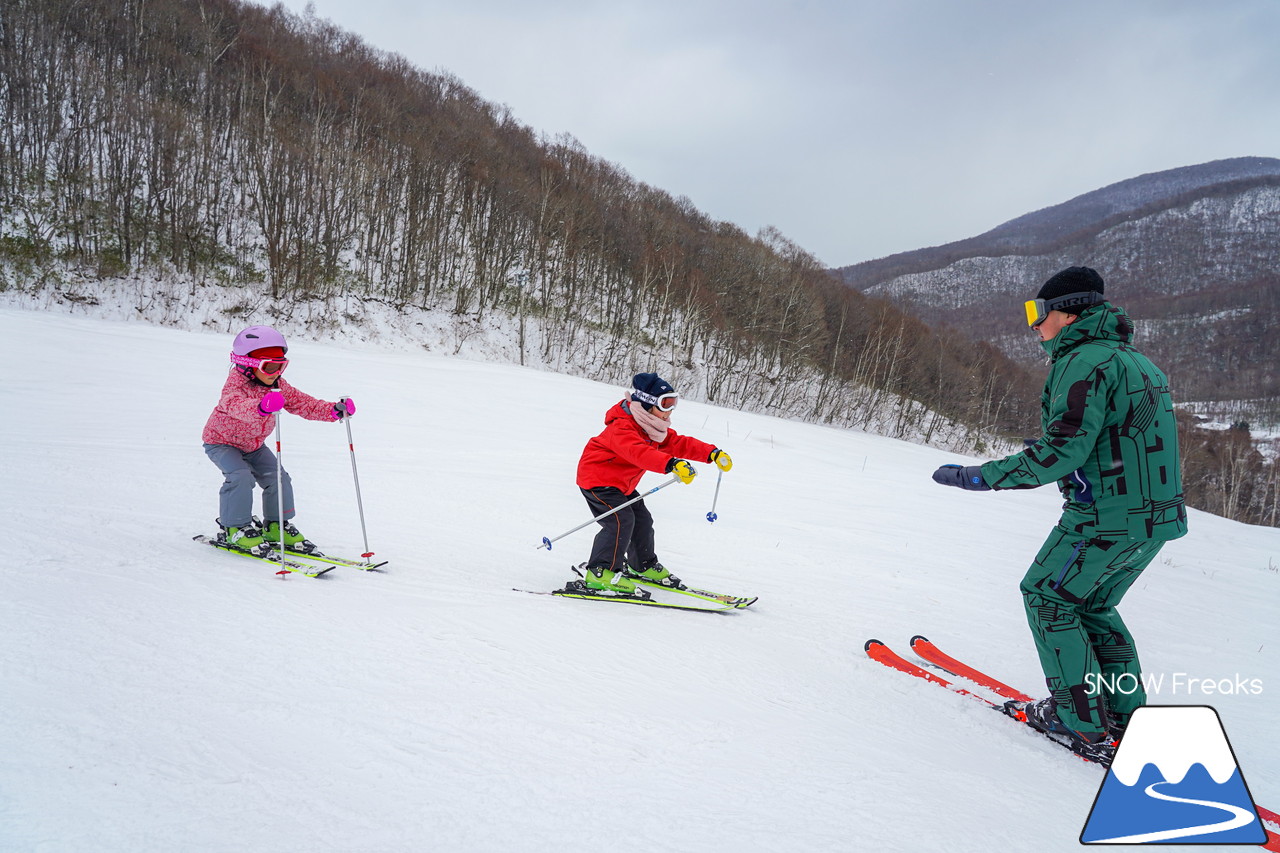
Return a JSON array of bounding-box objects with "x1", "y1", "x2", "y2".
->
[{"x1": 1036, "y1": 266, "x2": 1105, "y2": 314}]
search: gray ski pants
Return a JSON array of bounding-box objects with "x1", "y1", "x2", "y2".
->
[{"x1": 203, "y1": 443, "x2": 294, "y2": 528}]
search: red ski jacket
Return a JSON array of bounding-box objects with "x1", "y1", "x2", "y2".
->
[{"x1": 576, "y1": 400, "x2": 716, "y2": 493}]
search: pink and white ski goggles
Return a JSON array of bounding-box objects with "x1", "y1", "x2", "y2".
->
[{"x1": 231, "y1": 352, "x2": 289, "y2": 375}]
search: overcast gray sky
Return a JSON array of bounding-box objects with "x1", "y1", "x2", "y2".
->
[{"x1": 271, "y1": 0, "x2": 1280, "y2": 267}]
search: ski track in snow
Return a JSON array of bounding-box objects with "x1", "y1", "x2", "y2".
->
[{"x1": 0, "y1": 307, "x2": 1276, "y2": 853}]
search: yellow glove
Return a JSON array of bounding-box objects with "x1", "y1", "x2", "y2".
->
[
  {"x1": 709, "y1": 448, "x2": 733, "y2": 472},
  {"x1": 668, "y1": 459, "x2": 697, "y2": 484}
]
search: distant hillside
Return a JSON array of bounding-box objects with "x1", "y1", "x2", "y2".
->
[
  {"x1": 831, "y1": 159, "x2": 1280, "y2": 413},
  {"x1": 976, "y1": 158, "x2": 1280, "y2": 253},
  {"x1": 834, "y1": 157, "x2": 1280, "y2": 291}
]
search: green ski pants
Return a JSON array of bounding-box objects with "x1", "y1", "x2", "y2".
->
[{"x1": 1020, "y1": 526, "x2": 1164, "y2": 734}]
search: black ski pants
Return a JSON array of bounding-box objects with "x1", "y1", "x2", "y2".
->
[{"x1": 581, "y1": 486, "x2": 659, "y2": 573}]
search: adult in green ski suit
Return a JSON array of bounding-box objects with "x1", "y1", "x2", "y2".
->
[{"x1": 932, "y1": 266, "x2": 1187, "y2": 743}]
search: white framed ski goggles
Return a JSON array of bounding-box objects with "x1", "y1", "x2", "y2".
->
[
  {"x1": 231, "y1": 352, "x2": 290, "y2": 374},
  {"x1": 632, "y1": 388, "x2": 679, "y2": 412},
  {"x1": 1023, "y1": 291, "x2": 1104, "y2": 327}
]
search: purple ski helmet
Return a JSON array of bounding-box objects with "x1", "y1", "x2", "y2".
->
[{"x1": 232, "y1": 326, "x2": 288, "y2": 357}]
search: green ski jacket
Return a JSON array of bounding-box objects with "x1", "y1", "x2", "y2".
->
[{"x1": 981, "y1": 303, "x2": 1188, "y2": 541}]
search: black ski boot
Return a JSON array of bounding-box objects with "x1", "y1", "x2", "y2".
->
[{"x1": 1006, "y1": 698, "x2": 1117, "y2": 766}]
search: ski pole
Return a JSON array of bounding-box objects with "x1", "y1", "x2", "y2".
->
[
  {"x1": 706, "y1": 469, "x2": 723, "y2": 523},
  {"x1": 340, "y1": 396, "x2": 374, "y2": 563},
  {"x1": 274, "y1": 414, "x2": 286, "y2": 576},
  {"x1": 538, "y1": 476, "x2": 680, "y2": 550}
]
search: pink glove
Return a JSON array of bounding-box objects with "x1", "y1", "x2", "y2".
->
[
  {"x1": 331, "y1": 397, "x2": 356, "y2": 421},
  {"x1": 257, "y1": 389, "x2": 285, "y2": 415}
]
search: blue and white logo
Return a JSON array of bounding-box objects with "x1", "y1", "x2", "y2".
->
[{"x1": 1081, "y1": 706, "x2": 1267, "y2": 844}]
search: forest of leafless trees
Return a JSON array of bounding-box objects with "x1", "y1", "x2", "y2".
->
[
  {"x1": 2, "y1": 0, "x2": 1274, "y2": 525},
  {"x1": 0, "y1": 0, "x2": 1039, "y2": 444}
]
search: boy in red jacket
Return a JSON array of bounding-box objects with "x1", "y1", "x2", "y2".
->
[{"x1": 576, "y1": 373, "x2": 732, "y2": 593}]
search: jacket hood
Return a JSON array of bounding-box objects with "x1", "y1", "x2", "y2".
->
[
  {"x1": 604, "y1": 399, "x2": 635, "y2": 426},
  {"x1": 1042, "y1": 302, "x2": 1133, "y2": 359}
]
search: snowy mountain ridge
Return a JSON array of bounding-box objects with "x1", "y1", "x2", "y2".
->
[
  {"x1": 833, "y1": 156, "x2": 1280, "y2": 283},
  {"x1": 829, "y1": 160, "x2": 1280, "y2": 434}
]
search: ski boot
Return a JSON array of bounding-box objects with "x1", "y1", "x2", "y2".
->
[
  {"x1": 216, "y1": 518, "x2": 269, "y2": 554},
  {"x1": 1008, "y1": 697, "x2": 1117, "y2": 765},
  {"x1": 1105, "y1": 706, "x2": 1131, "y2": 743},
  {"x1": 262, "y1": 518, "x2": 320, "y2": 554},
  {"x1": 580, "y1": 564, "x2": 639, "y2": 595},
  {"x1": 624, "y1": 563, "x2": 683, "y2": 589}
]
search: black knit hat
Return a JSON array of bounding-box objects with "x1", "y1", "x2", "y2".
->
[
  {"x1": 1037, "y1": 266, "x2": 1105, "y2": 314},
  {"x1": 631, "y1": 372, "x2": 676, "y2": 411}
]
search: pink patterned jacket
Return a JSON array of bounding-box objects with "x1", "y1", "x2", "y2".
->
[{"x1": 202, "y1": 369, "x2": 337, "y2": 452}]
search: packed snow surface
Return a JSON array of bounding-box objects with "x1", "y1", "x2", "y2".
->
[{"x1": 1, "y1": 307, "x2": 1276, "y2": 852}]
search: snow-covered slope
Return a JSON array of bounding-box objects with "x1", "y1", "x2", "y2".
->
[{"x1": 1, "y1": 307, "x2": 1276, "y2": 852}]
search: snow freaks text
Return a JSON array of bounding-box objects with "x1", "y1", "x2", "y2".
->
[{"x1": 1086, "y1": 672, "x2": 1264, "y2": 696}]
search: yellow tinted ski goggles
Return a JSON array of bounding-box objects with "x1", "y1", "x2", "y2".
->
[{"x1": 1023, "y1": 291, "x2": 1104, "y2": 327}]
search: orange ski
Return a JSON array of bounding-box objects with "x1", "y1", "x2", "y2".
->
[
  {"x1": 910, "y1": 635, "x2": 1033, "y2": 702},
  {"x1": 864, "y1": 639, "x2": 998, "y2": 706}
]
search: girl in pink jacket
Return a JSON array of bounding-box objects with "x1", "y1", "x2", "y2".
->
[{"x1": 202, "y1": 326, "x2": 355, "y2": 553}]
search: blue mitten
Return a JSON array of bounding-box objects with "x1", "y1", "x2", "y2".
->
[{"x1": 932, "y1": 464, "x2": 991, "y2": 491}]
